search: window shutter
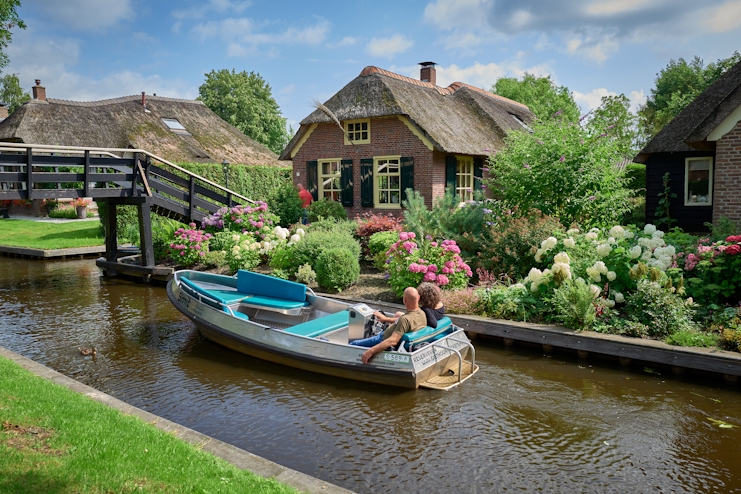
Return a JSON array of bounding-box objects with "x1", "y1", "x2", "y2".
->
[
  {"x1": 360, "y1": 158, "x2": 373, "y2": 207},
  {"x1": 340, "y1": 159, "x2": 353, "y2": 207},
  {"x1": 306, "y1": 160, "x2": 318, "y2": 201},
  {"x1": 474, "y1": 158, "x2": 483, "y2": 191},
  {"x1": 400, "y1": 156, "x2": 414, "y2": 202},
  {"x1": 445, "y1": 155, "x2": 457, "y2": 195}
]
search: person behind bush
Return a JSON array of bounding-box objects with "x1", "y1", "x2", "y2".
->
[
  {"x1": 374, "y1": 282, "x2": 446, "y2": 329},
  {"x1": 297, "y1": 183, "x2": 313, "y2": 225},
  {"x1": 350, "y1": 287, "x2": 427, "y2": 364}
]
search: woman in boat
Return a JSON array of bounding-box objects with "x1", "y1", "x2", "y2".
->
[{"x1": 374, "y1": 282, "x2": 445, "y2": 329}]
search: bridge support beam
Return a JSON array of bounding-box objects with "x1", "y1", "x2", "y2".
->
[
  {"x1": 137, "y1": 198, "x2": 155, "y2": 270},
  {"x1": 104, "y1": 200, "x2": 118, "y2": 276}
]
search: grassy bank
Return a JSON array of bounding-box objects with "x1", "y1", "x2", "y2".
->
[
  {"x1": 0, "y1": 356, "x2": 297, "y2": 494},
  {"x1": 0, "y1": 219, "x2": 104, "y2": 249}
]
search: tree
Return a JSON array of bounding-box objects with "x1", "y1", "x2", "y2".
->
[
  {"x1": 198, "y1": 69, "x2": 290, "y2": 155},
  {"x1": 639, "y1": 52, "x2": 741, "y2": 143},
  {"x1": 0, "y1": 73, "x2": 29, "y2": 113},
  {"x1": 586, "y1": 94, "x2": 638, "y2": 157},
  {"x1": 0, "y1": 0, "x2": 24, "y2": 71},
  {"x1": 491, "y1": 73, "x2": 580, "y2": 123}
]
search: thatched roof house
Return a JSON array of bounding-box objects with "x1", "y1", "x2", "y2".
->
[
  {"x1": 0, "y1": 81, "x2": 283, "y2": 166},
  {"x1": 282, "y1": 63, "x2": 533, "y2": 215},
  {"x1": 636, "y1": 59, "x2": 741, "y2": 230}
]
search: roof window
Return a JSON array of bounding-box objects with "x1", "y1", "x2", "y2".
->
[
  {"x1": 510, "y1": 113, "x2": 532, "y2": 133},
  {"x1": 162, "y1": 118, "x2": 190, "y2": 135}
]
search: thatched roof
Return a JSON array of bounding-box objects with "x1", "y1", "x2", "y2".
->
[
  {"x1": 280, "y1": 66, "x2": 534, "y2": 159},
  {"x1": 636, "y1": 59, "x2": 741, "y2": 162},
  {"x1": 0, "y1": 94, "x2": 284, "y2": 166}
]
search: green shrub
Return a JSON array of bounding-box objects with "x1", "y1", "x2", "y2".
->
[
  {"x1": 271, "y1": 269, "x2": 290, "y2": 280},
  {"x1": 273, "y1": 229, "x2": 360, "y2": 275},
  {"x1": 208, "y1": 231, "x2": 236, "y2": 252},
  {"x1": 440, "y1": 288, "x2": 481, "y2": 315},
  {"x1": 368, "y1": 230, "x2": 399, "y2": 268},
  {"x1": 48, "y1": 208, "x2": 77, "y2": 219},
  {"x1": 295, "y1": 263, "x2": 316, "y2": 285},
  {"x1": 267, "y1": 181, "x2": 303, "y2": 227},
  {"x1": 720, "y1": 328, "x2": 741, "y2": 352},
  {"x1": 625, "y1": 163, "x2": 646, "y2": 197},
  {"x1": 665, "y1": 329, "x2": 718, "y2": 347},
  {"x1": 202, "y1": 250, "x2": 227, "y2": 269},
  {"x1": 307, "y1": 198, "x2": 347, "y2": 222},
  {"x1": 705, "y1": 216, "x2": 741, "y2": 242},
  {"x1": 315, "y1": 248, "x2": 360, "y2": 291},
  {"x1": 595, "y1": 318, "x2": 649, "y2": 338},
  {"x1": 153, "y1": 217, "x2": 187, "y2": 261},
  {"x1": 355, "y1": 211, "x2": 404, "y2": 259},
  {"x1": 476, "y1": 284, "x2": 542, "y2": 321},
  {"x1": 550, "y1": 278, "x2": 597, "y2": 329},
  {"x1": 623, "y1": 280, "x2": 696, "y2": 338},
  {"x1": 176, "y1": 163, "x2": 292, "y2": 203},
  {"x1": 306, "y1": 217, "x2": 357, "y2": 236}
]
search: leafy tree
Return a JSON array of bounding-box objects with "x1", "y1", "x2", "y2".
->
[
  {"x1": 0, "y1": 73, "x2": 29, "y2": 113},
  {"x1": 491, "y1": 73, "x2": 580, "y2": 123},
  {"x1": 639, "y1": 52, "x2": 741, "y2": 142},
  {"x1": 586, "y1": 94, "x2": 638, "y2": 157},
  {"x1": 0, "y1": 0, "x2": 24, "y2": 71},
  {"x1": 198, "y1": 69, "x2": 290, "y2": 155}
]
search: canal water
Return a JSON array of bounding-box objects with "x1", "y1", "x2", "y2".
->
[{"x1": 1, "y1": 258, "x2": 740, "y2": 493}]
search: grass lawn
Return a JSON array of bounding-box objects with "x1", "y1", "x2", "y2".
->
[
  {"x1": 0, "y1": 219, "x2": 104, "y2": 249},
  {"x1": 0, "y1": 356, "x2": 298, "y2": 494}
]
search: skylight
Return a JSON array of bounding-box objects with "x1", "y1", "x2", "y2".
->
[
  {"x1": 162, "y1": 118, "x2": 187, "y2": 131},
  {"x1": 510, "y1": 113, "x2": 532, "y2": 133}
]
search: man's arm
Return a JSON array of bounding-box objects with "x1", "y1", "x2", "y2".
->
[{"x1": 361, "y1": 331, "x2": 402, "y2": 364}]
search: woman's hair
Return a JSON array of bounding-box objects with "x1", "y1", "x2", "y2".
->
[{"x1": 417, "y1": 282, "x2": 442, "y2": 308}]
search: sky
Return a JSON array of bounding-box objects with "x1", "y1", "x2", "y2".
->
[{"x1": 6, "y1": 0, "x2": 741, "y2": 134}]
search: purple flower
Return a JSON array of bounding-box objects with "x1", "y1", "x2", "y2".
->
[
  {"x1": 481, "y1": 167, "x2": 489, "y2": 172},
  {"x1": 554, "y1": 109, "x2": 563, "y2": 117},
  {"x1": 559, "y1": 155, "x2": 565, "y2": 162},
  {"x1": 523, "y1": 163, "x2": 531, "y2": 169},
  {"x1": 588, "y1": 195, "x2": 596, "y2": 201}
]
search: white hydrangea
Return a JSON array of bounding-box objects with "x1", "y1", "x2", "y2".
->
[
  {"x1": 648, "y1": 256, "x2": 672, "y2": 271},
  {"x1": 586, "y1": 267, "x2": 601, "y2": 282},
  {"x1": 607, "y1": 237, "x2": 617, "y2": 245},
  {"x1": 589, "y1": 284, "x2": 602, "y2": 298},
  {"x1": 609, "y1": 226, "x2": 626, "y2": 239},
  {"x1": 534, "y1": 248, "x2": 544, "y2": 263},
  {"x1": 551, "y1": 262, "x2": 572, "y2": 281},
  {"x1": 607, "y1": 271, "x2": 617, "y2": 281},
  {"x1": 541, "y1": 236, "x2": 558, "y2": 251},
  {"x1": 638, "y1": 237, "x2": 652, "y2": 248},
  {"x1": 296, "y1": 228, "x2": 306, "y2": 237},
  {"x1": 567, "y1": 228, "x2": 580, "y2": 235},
  {"x1": 510, "y1": 283, "x2": 526, "y2": 290},
  {"x1": 596, "y1": 243, "x2": 612, "y2": 257},
  {"x1": 604, "y1": 299, "x2": 616, "y2": 308},
  {"x1": 614, "y1": 292, "x2": 625, "y2": 304},
  {"x1": 585, "y1": 232, "x2": 598, "y2": 241},
  {"x1": 629, "y1": 245, "x2": 642, "y2": 259},
  {"x1": 289, "y1": 234, "x2": 301, "y2": 244},
  {"x1": 274, "y1": 227, "x2": 287, "y2": 240},
  {"x1": 624, "y1": 230, "x2": 635, "y2": 240},
  {"x1": 563, "y1": 237, "x2": 576, "y2": 248},
  {"x1": 232, "y1": 234, "x2": 240, "y2": 242},
  {"x1": 590, "y1": 227, "x2": 601, "y2": 234},
  {"x1": 525, "y1": 268, "x2": 545, "y2": 292},
  {"x1": 644, "y1": 224, "x2": 657, "y2": 235},
  {"x1": 653, "y1": 245, "x2": 676, "y2": 259},
  {"x1": 652, "y1": 230, "x2": 665, "y2": 239},
  {"x1": 553, "y1": 251, "x2": 571, "y2": 264},
  {"x1": 593, "y1": 261, "x2": 608, "y2": 274}
]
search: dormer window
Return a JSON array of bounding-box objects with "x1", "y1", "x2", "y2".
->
[
  {"x1": 510, "y1": 113, "x2": 532, "y2": 132},
  {"x1": 344, "y1": 119, "x2": 370, "y2": 145},
  {"x1": 162, "y1": 118, "x2": 190, "y2": 135}
]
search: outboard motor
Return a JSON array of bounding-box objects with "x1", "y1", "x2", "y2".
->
[{"x1": 348, "y1": 304, "x2": 375, "y2": 340}]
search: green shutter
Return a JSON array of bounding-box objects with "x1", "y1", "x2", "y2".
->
[
  {"x1": 400, "y1": 156, "x2": 414, "y2": 202},
  {"x1": 341, "y1": 159, "x2": 353, "y2": 207},
  {"x1": 445, "y1": 155, "x2": 457, "y2": 195},
  {"x1": 306, "y1": 160, "x2": 318, "y2": 201},
  {"x1": 360, "y1": 158, "x2": 373, "y2": 207},
  {"x1": 474, "y1": 158, "x2": 483, "y2": 191}
]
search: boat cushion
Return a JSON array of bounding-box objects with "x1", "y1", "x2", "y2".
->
[
  {"x1": 282, "y1": 311, "x2": 350, "y2": 338},
  {"x1": 240, "y1": 295, "x2": 309, "y2": 310},
  {"x1": 400, "y1": 316, "x2": 453, "y2": 349},
  {"x1": 237, "y1": 270, "x2": 307, "y2": 304},
  {"x1": 181, "y1": 277, "x2": 249, "y2": 305}
]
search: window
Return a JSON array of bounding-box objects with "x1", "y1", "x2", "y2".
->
[
  {"x1": 685, "y1": 157, "x2": 713, "y2": 206},
  {"x1": 162, "y1": 118, "x2": 190, "y2": 135},
  {"x1": 456, "y1": 157, "x2": 474, "y2": 201},
  {"x1": 510, "y1": 113, "x2": 532, "y2": 132},
  {"x1": 374, "y1": 156, "x2": 401, "y2": 208},
  {"x1": 318, "y1": 159, "x2": 342, "y2": 201},
  {"x1": 344, "y1": 119, "x2": 370, "y2": 145}
]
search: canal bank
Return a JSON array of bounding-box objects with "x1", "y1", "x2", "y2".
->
[{"x1": 0, "y1": 345, "x2": 354, "y2": 494}]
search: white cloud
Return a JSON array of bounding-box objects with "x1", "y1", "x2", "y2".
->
[
  {"x1": 366, "y1": 34, "x2": 414, "y2": 58},
  {"x1": 628, "y1": 90, "x2": 647, "y2": 113},
  {"x1": 701, "y1": 0, "x2": 741, "y2": 33},
  {"x1": 573, "y1": 88, "x2": 616, "y2": 113},
  {"x1": 172, "y1": 0, "x2": 252, "y2": 21},
  {"x1": 25, "y1": 0, "x2": 134, "y2": 31},
  {"x1": 391, "y1": 60, "x2": 556, "y2": 90},
  {"x1": 335, "y1": 36, "x2": 357, "y2": 47},
  {"x1": 563, "y1": 31, "x2": 619, "y2": 62},
  {"x1": 424, "y1": 0, "x2": 490, "y2": 30},
  {"x1": 586, "y1": 0, "x2": 651, "y2": 16}
]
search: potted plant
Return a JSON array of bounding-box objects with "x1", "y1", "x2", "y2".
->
[{"x1": 72, "y1": 198, "x2": 91, "y2": 219}]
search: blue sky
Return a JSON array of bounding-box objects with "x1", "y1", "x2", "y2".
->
[{"x1": 7, "y1": 0, "x2": 741, "y2": 135}]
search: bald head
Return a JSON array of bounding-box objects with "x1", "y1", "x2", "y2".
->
[{"x1": 402, "y1": 287, "x2": 420, "y2": 311}]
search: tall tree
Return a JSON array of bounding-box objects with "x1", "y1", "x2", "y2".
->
[
  {"x1": 0, "y1": 0, "x2": 24, "y2": 71},
  {"x1": 0, "y1": 73, "x2": 29, "y2": 113},
  {"x1": 198, "y1": 69, "x2": 290, "y2": 155},
  {"x1": 491, "y1": 73, "x2": 580, "y2": 123},
  {"x1": 639, "y1": 51, "x2": 741, "y2": 143},
  {"x1": 586, "y1": 94, "x2": 638, "y2": 157}
]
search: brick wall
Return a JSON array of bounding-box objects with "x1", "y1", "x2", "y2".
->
[
  {"x1": 713, "y1": 120, "x2": 741, "y2": 224},
  {"x1": 292, "y1": 116, "x2": 442, "y2": 217}
]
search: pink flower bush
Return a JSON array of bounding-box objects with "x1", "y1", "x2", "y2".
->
[
  {"x1": 168, "y1": 223, "x2": 213, "y2": 267},
  {"x1": 201, "y1": 202, "x2": 279, "y2": 239},
  {"x1": 386, "y1": 232, "x2": 472, "y2": 297}
]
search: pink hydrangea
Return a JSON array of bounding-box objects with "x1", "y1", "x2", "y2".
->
[
  {"x1": 399, "y1": 232, "x2": 410, "y2": 241},
  {"x1": 423, "y1": 272, "x2": 437, "y2": 282},
  {"x1": 427, "y1": 264, "x2": 438, "y2": 273},
  {"x1": 685, "y1": 253, "x2": 700, "y2": 271},
  {"x1": 436, "y1": 274, "x2": 450, "y2": 285}
]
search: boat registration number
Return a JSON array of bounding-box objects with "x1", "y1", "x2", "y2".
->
[
  {"x1": 178, "y1": 291, "x2": 191, "y2": 308},
  {"x1": 384, "y1": 353, "x2": 410, "y2": 364}
]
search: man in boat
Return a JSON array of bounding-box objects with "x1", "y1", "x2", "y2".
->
[{"x1": 350, "y1": 287, "x2": 427, "y2": 364}]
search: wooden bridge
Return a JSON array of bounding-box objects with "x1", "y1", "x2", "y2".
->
[{"x1": 0, "y1": 142, "x2": 253, "y2": 278}]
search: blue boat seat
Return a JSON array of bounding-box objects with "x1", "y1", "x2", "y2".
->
[
  {"x1": 239, "y1": 295, "x2": 309, "y2": 310},
  {"x1": 236, "y1": 270, "x2": 309, "y2": 310},
  {"x1": 180, "y1": 277, "x2": 250, "y2": 305},
  {"x1": 400, "y1": 316, "x2": 454, "y2": 350},
  {"x1": 282, "y1": 311, "x2": 350, "y2": 338}
]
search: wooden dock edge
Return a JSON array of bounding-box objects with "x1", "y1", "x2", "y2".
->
[
  {"x1": 0, "y1": 244, "x2": 106, "y2": 259},
  {"x1": 326, "y1": 294, "x2": 741, "y2": 383}
]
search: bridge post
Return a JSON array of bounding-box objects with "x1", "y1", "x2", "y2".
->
[
  {"x1": 25, "y1": 147, "x2": 33, "y2": 200},
  {"x1": 104, "y1": 200, "x2": 118, "y2": 276},
  {"x1": 137, "y1": 198, "x2": 155, "y2": 271},
  {"x1": 83, "y1": 150, "x2": 90, "y2": 197},
  {"x1": 188, "y1": 175, "x2": 195, "y2": 221}
]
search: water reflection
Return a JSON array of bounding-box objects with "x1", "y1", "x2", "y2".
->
[{"x1": 0, "y1": 258, "x2": 740, "y2": 493}]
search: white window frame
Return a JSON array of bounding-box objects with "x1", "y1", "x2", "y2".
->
[
  {"x1": 318, "y1": 158, "x2": 342, "y2": 202},
  {"x1": 456, "y1": 156, "x2": 474, "y2": 202},
  {"x1": 374, "y1": 155, "x2": 402, "y2": 209},
  {"x1": 344, "y1": 119, "x2": 370, "y2": 145},
  {"x1": 684, "y1": 157, "x2": 714, "y2": 206}
]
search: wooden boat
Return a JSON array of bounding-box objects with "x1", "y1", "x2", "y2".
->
[{"x1": 167, "y1": 269, "x2": 478, "y2": 390}]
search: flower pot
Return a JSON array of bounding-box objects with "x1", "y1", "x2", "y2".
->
[{"x1": 76, "y1": 206, "x2": 87, "y2": 219}]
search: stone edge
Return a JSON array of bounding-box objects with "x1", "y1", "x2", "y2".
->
[{"x1": 0, "y1": 345, "x2": 355, "y2": 494}]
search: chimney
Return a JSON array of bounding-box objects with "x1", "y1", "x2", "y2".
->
[
  {"x1": 419, "y1": 61, "x2": 437, "y2": 86},
  {"x1": 141, "y1": 91, "x2": 146, "y2": 107},
  {"x1": 0, "y1": 103, "x2": 7, "y2": 119},
  {"x1": 32, "y1": 79, "x2": 46, "y2": 101}
]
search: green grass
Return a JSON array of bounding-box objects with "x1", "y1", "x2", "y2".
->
[
  {"x1": 0, "y1": 219, "x2": 104, "y2": 249},
  {"x1": 664, "y1": 329, "x2": 719, "y2": 348},
  {"x1": 0, "y1": 356, "x2": 298, "y2": 494}
]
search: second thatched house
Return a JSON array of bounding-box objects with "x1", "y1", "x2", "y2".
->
[
  {"x1": 0, "y1": 80, "x2": 283, "y2": 166},
  {"x1": 636, "y1": 59, "x2": 741, "y2": 231},
  {"x1": 280, "y1": 63, "x2": 534, "y2": 215}
]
